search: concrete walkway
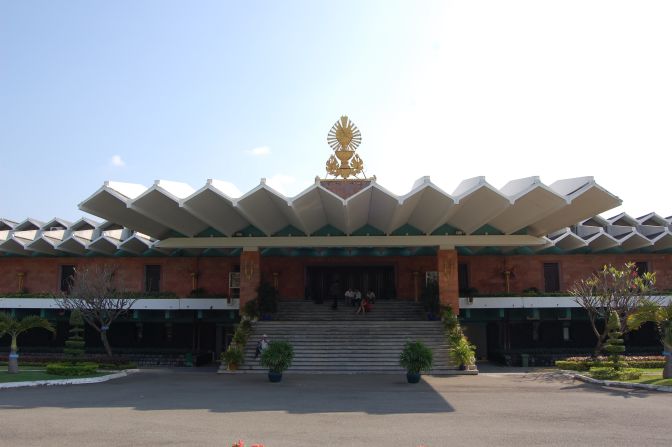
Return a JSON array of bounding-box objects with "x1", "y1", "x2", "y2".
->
[{"x1": 1, "y1": 367, "x2": 670, "y2": 446}]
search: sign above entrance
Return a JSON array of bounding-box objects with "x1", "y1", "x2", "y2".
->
[{"x1": 325, "y1": 116, "x2": 367, "y2": 179}]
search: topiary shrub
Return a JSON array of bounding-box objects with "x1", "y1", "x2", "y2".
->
[
  {"x1": 604, "y1": 311, "x2": 626, "y2": 370},
  {"x1": 63, "y1": 310, "x2": 86, "y2": 360},
  {"x1": 46, "y1": 362, "x2": 99, "y2": 376}
]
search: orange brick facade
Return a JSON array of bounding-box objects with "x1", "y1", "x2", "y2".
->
[{"x1": 1, "y1": 253, "x2": 670, "y2": 308}]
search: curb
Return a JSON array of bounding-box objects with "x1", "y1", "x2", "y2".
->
[
  {"x1": 0, "y1": 369, "x2": 140, "y2": 389},
  {"x1": 569, "y1": 371, "x2": 672, "y2": 393}
]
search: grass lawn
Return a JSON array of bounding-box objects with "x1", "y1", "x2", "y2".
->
[
  {"x1": 623, "y1": 369, "x2": 672, "y2": 386},
  {"x1": 0, "y1": 369, "x2": 107, "y2": 383}
]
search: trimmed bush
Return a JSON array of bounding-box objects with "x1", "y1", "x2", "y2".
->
[
  {"x1": 46, "y1": 362, "x2": 99, "y2": 376},
  {"x1": 555, "y1": 360, "x2": 590, "y2": 371},
  {"x1": 589, "y1": 367, "x2": 643, "y2": 381},
  {"x1": 555, "y1": 358, "x2": 665, "y2": 370}
]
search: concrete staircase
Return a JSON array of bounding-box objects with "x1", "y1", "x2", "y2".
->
[{"x1": 221, "y1": 299, "x2": 461, "y2": 374}]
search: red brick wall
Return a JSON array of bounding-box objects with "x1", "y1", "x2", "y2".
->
[
  {"x1": 0, "y1": 257, "x2": 238, "y2": 297},
  {"x1": 458, "y1": 253, "x2": 672, "y2": 294},
  {"x1": 2, "y1": 253, "x2": 670, "y2": 298}
]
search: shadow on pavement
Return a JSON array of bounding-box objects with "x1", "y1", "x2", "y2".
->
[{"x1": 0, "y1": 368, "x2": 455, "y2": 415}]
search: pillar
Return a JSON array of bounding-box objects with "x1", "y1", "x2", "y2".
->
[
  {"x1": 437, "y1": 248, "x2": 459, "y2": 313},
  {"x1": 239, "y1": 247, "x2": 261, "y2": 310}
]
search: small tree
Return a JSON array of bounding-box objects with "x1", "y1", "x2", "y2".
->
[
  {"x1": 56, "y1": 265, "x2": 137, "y2": 356},
  {"x1": 628, "y1": 301, "x2": 672, "y2": 379},
  {"x1": 569, "y1": 262, "x2": 659, "y2": 355},
  {"x1": 63, "y1": 310, "x2": 86, "y2": 360},
  {"x1": 603, "y1": 311, "x2": 625, "y2": 370},
  {"x1": 0, "y1": 313, "x2": 55, "y2": 373}
]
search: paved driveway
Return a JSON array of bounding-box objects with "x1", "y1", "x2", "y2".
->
[{"x1": 1, "y1": 368, "x2": 670, "y2": 447}]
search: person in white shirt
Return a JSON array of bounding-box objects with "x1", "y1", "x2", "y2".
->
[
  {"x1": 254, "y1": 334, "x2": 270, "y2": 358},
  {"x1": 344, "y1": 288, "x2": 355, "y2": 306}
]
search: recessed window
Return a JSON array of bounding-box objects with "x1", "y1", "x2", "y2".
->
[
  {"x1": 635, "y1": 261, "x2": 649, "y2": 276},
  {"x1": 543, "y1": 263, "x2": 560, "y2": 292},
  {"x1": 145, "y1": 265, "x2": 161, "y2": 293},
  {"x1": 60, "y1": 265, "x2": 75, "y2": 292},
  {"x1": 458, "y1": 263, "x2": 471, "y2": 295}
]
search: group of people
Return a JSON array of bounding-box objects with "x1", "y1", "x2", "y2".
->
[
  {"x1": 328, "y1": 281, "x2": 377, "y2": 315},
  {"x1": 344, "y1": 288, "x2": 375, "y2": 314}
]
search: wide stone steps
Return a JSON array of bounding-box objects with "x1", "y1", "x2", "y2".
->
[
  {"x1": 221, "y1": 317, "x2": 458, "y2": 374},
  {"x1": 274, "y1": 299, "x2": 427, "y2": 321}
]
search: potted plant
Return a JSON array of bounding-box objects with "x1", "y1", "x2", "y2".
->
[
  {"x1": 260, "y1": 340, "x2": 294, "y2": 382},
  {"x1": 399, "y1": 340, "x2": 433, "y2": 383},
  {"x1": 449, "y1": 336, "x2": 476, "y2": 370},
  {"x1": 221, "y1": 344, "x2": 245, "y2": 371}
]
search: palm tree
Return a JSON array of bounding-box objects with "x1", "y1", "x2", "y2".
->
[
  {"x1": 628, "y1": 302, "x2": 672, "y2": 379},
  {"x1": 0, "y1": 313, "x2": 55, "y2": 374}
]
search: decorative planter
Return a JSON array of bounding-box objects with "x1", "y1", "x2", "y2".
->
[
  {"x1": 459, "y1": 364, "x2": 467, "y2": 371},
  {"x1": 406, "y1": 372, "x2": 421, "y2": 383},
  {"x1": 268, "y1": 371, "x2": 283, "y2": 382}
]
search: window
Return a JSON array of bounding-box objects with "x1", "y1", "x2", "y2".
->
[
  {"x1": 635, "y1": 261, "x2": 649, "y2": 276},
  {"x1": 60, "y1": 265, "x2": 75, "y2": 292},
  {"x1": 145, "y1": 265, "x2": 161, "y2": 293},
  {"x1": 458, "y1": 263, "x2": 470, "y2": 295},
  {"x1": 543, "y1": 263, "x2": 560, "y2": 292}
]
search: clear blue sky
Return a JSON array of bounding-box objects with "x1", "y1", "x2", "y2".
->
[{"x1": 2, "y1": 1, "x2": 671, "y2": 222}]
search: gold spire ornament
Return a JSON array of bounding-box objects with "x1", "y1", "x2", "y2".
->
[{"x1": 325, "y1": 115, "x2": 366, "y2": 179}]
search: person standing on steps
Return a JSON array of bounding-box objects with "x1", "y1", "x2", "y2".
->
[{"x1": 329, "y1": 280, "x2": 341, "y2": 310}]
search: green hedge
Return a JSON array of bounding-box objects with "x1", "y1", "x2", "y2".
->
[
  {"x1": 46, "y1": 362, "x2": 99, "y2": 376},
  {"x1": 589, "y1": 367, "x2": 642, "y2": 381},
  {"x1": 555, "y1": 359, "x2": 665, "y2": 370}
]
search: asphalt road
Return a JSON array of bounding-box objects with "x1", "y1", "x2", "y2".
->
[{"x1": 1, "y1": 368, "x2": 670, "y2": 447}]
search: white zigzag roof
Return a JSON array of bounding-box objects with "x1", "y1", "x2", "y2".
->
[{"x1": 4, "y1": 175, "x2": 670, "y2": 256}]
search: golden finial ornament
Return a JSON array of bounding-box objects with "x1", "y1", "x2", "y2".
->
[{"x1": 325, "y1": 115, "x2": 366, "y2": 179}]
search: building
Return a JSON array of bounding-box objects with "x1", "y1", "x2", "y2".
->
[{"x1": 1, "y1": 117, "x2": 670, "y2": 364}]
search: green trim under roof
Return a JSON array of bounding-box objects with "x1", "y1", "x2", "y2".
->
[
  {"x1": 391, "y1": 224, "x2": 424, "y2": 236},
  {"x1": 196, "y1": 227, "x2": 226, "y2": 238},
  {"x1": 351, "y1": 224, "x2": 385, "y2": 236},
  {"x1": 233, "y1": 225, "x2": 265, "y2": 237},
  {"x1": 166, "y1": 230, "x2": 188, "y2": 238},
  {"x1": 273, "y1": 225, "x2": 306, "y2": 237},
  {"x1": 311, "y1": 224, "x2": 346, "y2": 237},
  {"x1": 538, "y1": 246, "x2": 563, "y2": 255},
  {"x1": 431, "y1": 224, "x2": 461, "y2": 235},
  {"x1": 471, "y1": 224, "x2": 503, "y2": 236}
]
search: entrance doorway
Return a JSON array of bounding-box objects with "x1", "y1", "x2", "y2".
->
[{"x1": 305, "y1": 265, "x2": 396, "y2": 302}]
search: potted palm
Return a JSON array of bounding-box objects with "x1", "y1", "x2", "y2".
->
[
  {"x1": 399, "y1": 340, "x2": 434, "y2": 383},
  {"x1": 449, "y1": 336, "x2": 476, "y2": 370},
  {"x1": 221, "y1": 344, "x2": 245, "y2": 371},
  {"x1": 260, "y1": 340, "x2": 294, "y2": 382}
]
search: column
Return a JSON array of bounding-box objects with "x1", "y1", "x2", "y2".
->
[
  {"x1": 437, "y1": 247, "x2": 459, "y2": 313},
  {"x1": 239, "y1": 247, "x2": 261, "y2": 310}
]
